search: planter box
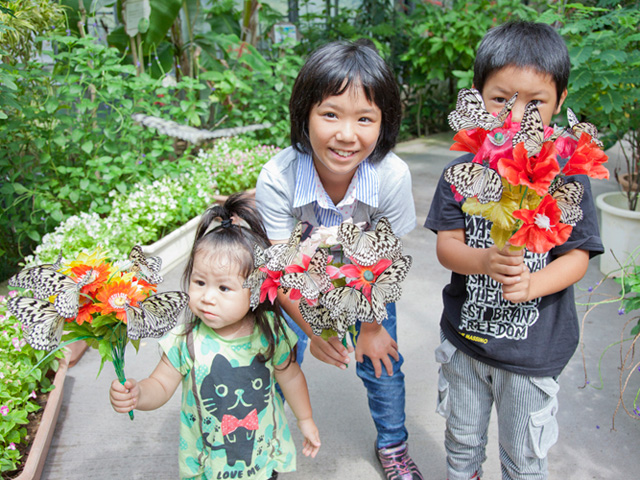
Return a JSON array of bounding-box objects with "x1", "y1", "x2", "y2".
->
[
  {"x1": 13, "y1": 353, "x2": 70, "y2": 480},
  {"x1": 141, "y1": 215, "x2": 201, "y2": 276},
  {"x1": 596, "y1": 191, "x2": 640, "y2": 275}
]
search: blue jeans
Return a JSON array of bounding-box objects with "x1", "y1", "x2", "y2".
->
[{"x1": 286, "y1": 303, "x2": 408, "y2": 449}]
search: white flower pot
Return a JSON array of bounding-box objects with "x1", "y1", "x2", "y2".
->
[
  {"x1": 596, "y1": 192, "x2": 640, "y2": 276},
  {"x1": 141, "y1": 215, "x2": 201, "y2": 276}
]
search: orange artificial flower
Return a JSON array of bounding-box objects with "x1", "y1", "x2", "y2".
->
[
  {"x1": 510, "y1": 195, "x2": 573, "y2": 253},
  {"x1": 563, "y1": 133, "x2": 609, "y2": 179},
  {"x1": 498, "y1": 141, "x2": 560, "y2": 196},
  {"x1": 95, "y1": 279, "x2": 146, "y2": 322},
  {"x1": 75, "y1": 296, "x2": 100, "y2": 325},
  {"x1": 70, "y1": 262, "x2": 112, "y2": 295}
]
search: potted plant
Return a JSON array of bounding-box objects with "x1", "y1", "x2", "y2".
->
[
  {"x1": 0, "y1": 292, "x2": 67, "y2": 480},
  {"x1": 549, "y1": 5, "x2": 640, "y2": 273}
]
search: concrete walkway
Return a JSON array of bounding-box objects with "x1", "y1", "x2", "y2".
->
[{"x1": 41, "y1": 134, "x2": 640, "y2": 479}]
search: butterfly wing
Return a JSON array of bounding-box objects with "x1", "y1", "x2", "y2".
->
[
  {"x1": 8, "y1": 297, "x2": 65, "y2": 350},
  {"x1": 448, "y1": 89, "x2": 516, "y2": 131},
  {"x1": 135, "y1": 291, "x2": 190, "y2": 339},
  {"x1": 129, "y1": 245, "x2": 163, "y2": 284},
  {"x1": 265, "y1": 222, "x2": 303, "y2": 271},
  {"x1": 280, "y1": 249, "x2": 332, "y2": 299},
  {"x1": 320, "y1": 286, "x2": 374, "y2": 335},
  {"x1": 550, "y1": 180, "x2": 584, "y2": 225},
  {"x1": 566, "y1": 108, "x2": 603, "y2": 148},
  {"x1": 243, "y1": 244, "x2": 268, "y2": 309},
  {"x1": 369, "y1": 255, "x2": 413, "y2": 322},
  {"x1": 444, "y1": 162, "x2": 503, "y2": 204},
  {"x1": 124, "y1": 303, "x2": 146, "y2": 340},
  {"x1": 512, "y1": 102, "x2": 546, "y2": 156},
  {"x1": 338, "y1": 218, "x2": 402, "y2": 266},
  {"x1": 299, "y1": 301, "x2": 335, "y2": 337}
]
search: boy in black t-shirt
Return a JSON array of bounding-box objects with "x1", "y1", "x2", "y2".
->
[{"x1": 425, "y1": 22, "x2": 604, "y2": 480}]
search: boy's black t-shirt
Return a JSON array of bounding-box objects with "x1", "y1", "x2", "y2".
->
[{"x1": 425, "y1": 153, "x2": 604, "y2": 377}]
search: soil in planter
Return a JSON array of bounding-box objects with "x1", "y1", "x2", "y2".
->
[{"x1": 3, "y1": 370, "x2": 54, "y2": 480}]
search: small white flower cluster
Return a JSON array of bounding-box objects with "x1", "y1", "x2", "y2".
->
[{"x1": 28, "y1": 138, "x2": 279, "y2": 267}]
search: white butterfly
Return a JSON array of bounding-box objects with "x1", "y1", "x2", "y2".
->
[
  {"x1": 299, "y1": 301, "x2": 336, "y2": 337},
  {"x1": 320, "y1": 286, "x2": 374, "y2": 335},
  {"x1": 124, "y1": 291, "x2": 189, "y2": 340},
  {"x1": 448, "y1": 88, "x2": 517, "y2": 132},
  {"x1": 512, "y1": 102, "x2": 563, "y2": 156},
  {"x1": 9, "y1": 266, "x2": 94, "y2": 319},
  {"x1": 566, "y1": 108, "x2": 603, "y2": 148},
  {"x1": 549, "y1": 179, "x2": 584, "y2": 226},
  {"x1": 265, "y1": 222, "x2": 303, "y2": 271},
  {"x1": 280, "y1": 249, "x2": 332, "y2": 300},
  {"x1": 8, "y1": 297, "x2": 66, "y2": 351},
  {"x1": 243, "y1": 244, "x2": 268, "y2": 310},
  {"x1": 128, "y1": 245, "x2": 163, "y2": 284},
  {"x1": 444, "y1": 161, "x2": 503, "y2": 204},
  {"x1": 131, "y1": 113, "x2": 272, "y2": 145},
  {"x1": 338, "y1": 217, "x2": 402, "y2": 267},
  {"x1": 369, "y1": 255, "x2": 413, "y2": 322}
]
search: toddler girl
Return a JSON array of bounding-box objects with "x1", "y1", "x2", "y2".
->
[{"x1": 109, "y1": 193, "x2": 320, "y2": 480}]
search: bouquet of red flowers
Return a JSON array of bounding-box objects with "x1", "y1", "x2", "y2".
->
[
  {"x1": 445, "y1": 88, "x2": 608, "y2": 253},
  {"x1": 244, "y1": 218, "x2": 412, "y2": 341}
]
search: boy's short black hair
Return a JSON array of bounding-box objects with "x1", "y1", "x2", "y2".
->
[
  {"x1": 473, "y1": 21, "x2": 570, "y2": 105},
  {"x1": 289, "y1": 40, "x2": 401, "y2": 164}
]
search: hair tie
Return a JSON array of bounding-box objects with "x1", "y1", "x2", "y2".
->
[{"x1": 221, "y1": 218, "x2": 233, "y2": 228}]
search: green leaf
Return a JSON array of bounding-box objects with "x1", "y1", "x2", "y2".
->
[
  {"x1": 81, "y1": 140, "x2": 94, "y2": 154},
  {"x1": 27, "y1": 229, "x2": 41, "y2": 242},
  {"x1": 13, "y1": 183, "x2": 28, "y2": 195}
]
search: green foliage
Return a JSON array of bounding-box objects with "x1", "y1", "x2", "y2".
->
[
  {"x1": 0, "y1": 294, "x2": 64, "y2": 474},
  {"x1": 401, "y1": 0, "x2": 536, "y2": 136},
  {"x1": 28, "y1": 138, "x2": 280, "y2": 266},
  {"x1": 543, "y1": 4, "x2": 640, "y2": 210},
  {"x1": 0, "y1": 34, "x2": 210, "y2": 280}
]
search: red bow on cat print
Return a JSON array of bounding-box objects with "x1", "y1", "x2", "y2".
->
[{"x1": 221, "y1": 409, "x2": 259, "y2": 435}]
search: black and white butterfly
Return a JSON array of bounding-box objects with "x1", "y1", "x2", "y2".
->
[
  {"x1": 299, "y1": 301, "x2": 335, "y2": 337},
  {"x1": 549, "y1": 179, "x2": 584, "y2": 226},
  {"x1": 128, "y1": 245, "x2": 163, "y2": 284},
  {"x1": 9, "y1": 266, "x2": 94, "y2": 319},
  {"x1": 124, "y1": 291, "x2": 189, "y2": 340},
  {"x1": 320, "y1": 286, "x2": 374, "y2": 332},
  {"x1": 448, "y1": 88, "x2": 517, "y2": 132},
  {"x1": 265, "y1": 222, "x2": 303, "y2": 271},
  {"x1": 566, "y1": 108, "x2": 603, "y2": 148},
  {"x1": 132, "y1": 113, "x2": 272, "y2": 145},
  {"x1": 8, "y1": 297, "x2": 66, "y2": 351},
  {"x1": 369, "y1": 255, "x2": 413, "y2": 322},
  {"x1": 280, "y1": 249, "x2": 332, "y2": 300},
  {"x1": 338, "y1": 217, "x2": 402, "y2": 267},
  {"x1": 243, "y1": 244, "x2": 268, "y2": 310},
  {"x1": 444, "y1": 161, "x2": 503, "y2": 204},
  {"x1": 512, "y1": 102, "x2": 563, "y2": 156}
]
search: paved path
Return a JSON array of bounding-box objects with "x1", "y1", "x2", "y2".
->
[{"x1": 41, "y1": 134, "x2": 640, "y2": 479}]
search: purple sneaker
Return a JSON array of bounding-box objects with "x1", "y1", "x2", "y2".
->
[{"x1": 376, "y1": 442, "x2": 423, "y2": 480}]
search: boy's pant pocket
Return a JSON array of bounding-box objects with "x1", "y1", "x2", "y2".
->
[
  {"x1": 434, "y1": 339, "x2": 457, "y2": 419},
  {"x1": 525, "y1": 376, "x2": 559, "y2": 459}
]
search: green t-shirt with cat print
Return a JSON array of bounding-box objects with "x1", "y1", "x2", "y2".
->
[{"x1": 159, "y1": 313, "x2": 298, "y2": 480}]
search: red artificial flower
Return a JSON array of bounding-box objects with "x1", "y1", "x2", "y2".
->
[
  {"x1": 451, "y1": 128, "x2": 487, "y2": 155},
  {"x1": 94, "y1": 279, "x2": 146, "y2": 322},
  {"x1": 563, "y1": 133, "x2": 609, "y2": 179},
  {"x1": 341, "y1": 258, "x2": 392, "y2": 300},
  {"x1": 498, "y1": 141, "x2": 560, "y2": 196},
  {"x1": 555, "y1": 135, "x2": 578, "y2": 159},
  {"x1": 258, "y1": 267, "x2": 282, "y2": 304},
  {"x1": 450, "y1": 184, "x2": 464, "y2": 202},
  {"x1": 510, "y1": 195, "x2": 573, "y2": 253}
]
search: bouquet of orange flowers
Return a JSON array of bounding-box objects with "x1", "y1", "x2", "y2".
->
[
  {"x1": 445, "y1": 88, "x2": 608, "y2": 253},
  {"x1": 7, "y1": 246, "x2": 189, "y2": 419},
  {"x1": 244, "y1": 218, "x2": 412, "y2": 341}
]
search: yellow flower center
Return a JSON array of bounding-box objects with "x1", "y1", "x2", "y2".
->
[{"x1": 109, "y1": 293, "x2": 130, "y2": 309}]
